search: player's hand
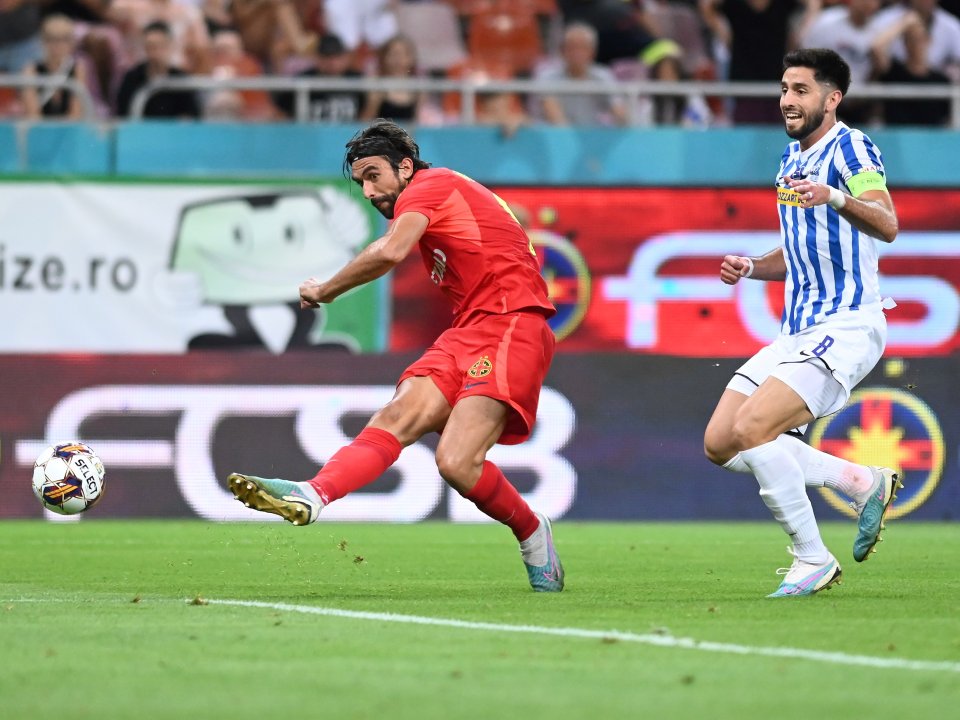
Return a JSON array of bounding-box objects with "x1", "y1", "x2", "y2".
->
[
  {"x1": 720, "y1": 255, "x2": 752, "y2": 285},
  {"x1": 299, "y1": 277, "x2": 325, "y2": 308},
  {"x1": 784, "y1": 176, "x2": 829, "y2": 208}
]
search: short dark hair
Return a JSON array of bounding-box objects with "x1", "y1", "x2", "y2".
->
[
  {"x1": 344, "y1": 119, "x2": 431, "y2": 176},
  {"x1": 143, "y1": 20, "x2": 172, "y2": 37},
  {"x1": 783, "y1": 48, "x2": 851, "y2": 95},
  {"x1": 317, "y1": 33, "x2": 346, "y2": 57}
]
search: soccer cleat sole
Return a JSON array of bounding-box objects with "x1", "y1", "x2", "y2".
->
[
  {"x1": 227, "y1": 473, "x2": 313, "y2": 526},
  {"x1": 855, "y1": 471, "x2": 903, "y2": 563}
]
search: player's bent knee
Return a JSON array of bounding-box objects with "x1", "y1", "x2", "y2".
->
[
  {"x1": 728, "y1": 417, "x2": 770, "y2": 453},
  {"x1": 434, "y1": 449, "x2": 480, "y2": 494},
  {"x1": 704, "y1": 442, "x2": 732, "y2": 467},
  {"x1": 703, "y1": 426, "x2": 736, "y2": 466}
]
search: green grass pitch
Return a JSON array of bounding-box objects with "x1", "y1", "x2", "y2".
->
[{"x1": 2, "y1": 520, "x2": 959, "y2": 719}]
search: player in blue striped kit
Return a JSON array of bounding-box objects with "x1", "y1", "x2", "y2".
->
[{"x1": 704, "y1": 48, "x2": 903, "y2": 597}]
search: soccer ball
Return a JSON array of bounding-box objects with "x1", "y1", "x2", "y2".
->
[{"x1": 32, "y1": 442, "x2": 105, "y2": 515}]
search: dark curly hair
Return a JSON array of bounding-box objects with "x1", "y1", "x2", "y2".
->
[
  {"x1": 343, "y1": 119, "x2": 431, "y2": 176},
  {"x1": 783, "y1": 48, "x2": 851, "y2": 95}
]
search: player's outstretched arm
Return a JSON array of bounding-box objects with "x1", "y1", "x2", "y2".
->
[
  {"x1": 720, "y1": 247, "x2": 787, "y2": 285},
  {"x1": 300, "y1": 211, "x2": 429, "y2": 308}
]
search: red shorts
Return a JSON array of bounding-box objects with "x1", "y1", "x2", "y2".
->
[{"x1": 399, "y1": 311, "x2": 555, "y2": 445}]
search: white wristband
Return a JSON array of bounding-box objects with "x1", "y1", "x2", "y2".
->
[
  {"x1": 828, "y1": 187, "x2": 847, "y2": 210},
  {"x1": 741, "y1": 256, "x2": 754, "y2": 278}
]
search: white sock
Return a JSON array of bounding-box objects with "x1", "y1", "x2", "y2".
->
[
  {"x1": 722, "y1": 453, "x2": 751, "y2": 473},
  {"x1": 519, "y1": 517, "x2": 547, "y2": 566},
  {"x1": 776, "y1": 435, "x2": 875, "y2": 503},
  {"x1": 725, "y1": 437, "x2": 875, "y2": 504},
  {"x1": 740, "y1": 440, "x2": 829, "y2": 564}
]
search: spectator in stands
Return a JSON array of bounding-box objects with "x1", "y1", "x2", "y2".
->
[
  {"x1": 272, "y1": 32, "x2": 366, "y2": 122},
  {"x1": 558, "y1": 0, "x2": 659, "y2": 65},
  {"x1": 322, "y1": 0, "x2": 398, "y2": 55},
  {"x1": 476, "y1": 89, "x2": 530, "y2": 138},
  {"x1": 21, "y1": 13, "x2": 91, "y2": 119},
  {"x1": 558, "y1": 1, "x2": 690, "y2": 122},
  {"x1": 115, "y1": 20, "x2": 201, "y2": 118},
  {"x1": 874, "y1": 0, "x2": 960, "y2": 82},
  {"x1": 41, "y1": 1, "x2": 124, "y2": 114},
  {"x1": 230, "y1": 0, "x2": 316, "y2": 72},
  {"x1": 534, "y1": 22, "x2": 628, "y2": 126},
  {"x1": 0, "y1": 0, "x2": 43, "y2": 73},
  {"x1": 361, "y1": 34, "x2": 424, "y2": 123},
  {"x1": 800, "y1": 0, "x2": 886, "y2": 124},
  {"x1": 109, "y1": 0, "x2": 212, "y2": 73},
  {"x1": 642, "y1": 0, "x2": 714, "y2": 79},
  {"x1": 205, "y1": 28, "x2": 277, "y2": 120},
  {"x1": 872, "y1": 7, "x2": 952, "y2": 125},
  {"x1": 699, "y1": 0, "x2": 815, "y2": 124}
]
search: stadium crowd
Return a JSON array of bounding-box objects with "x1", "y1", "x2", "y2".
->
[{"x1": 1, "y1": 0, "x2": 958, "y2": 127}]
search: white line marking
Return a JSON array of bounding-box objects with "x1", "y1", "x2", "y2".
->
[{"x1": 209, "y1": 599, "x2": 960, "y2": 674}]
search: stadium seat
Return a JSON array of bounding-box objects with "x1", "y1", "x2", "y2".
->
[
  {"x1": 396, "y1": 2, "x2": 469, "y2": 75},
  {"x1": 446, "y1": 0, "x2": 556, "y2": 17},
  {"x1": 0, "y1": 87, "x2": 21, "y2": 119},
  {"x1": 467, "y1": 7, "x2": 543, "y2": 76}
]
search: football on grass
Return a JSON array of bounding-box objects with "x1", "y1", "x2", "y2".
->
[{"x1": 32, "y1": 442, "x2": 105, "y2": 515}]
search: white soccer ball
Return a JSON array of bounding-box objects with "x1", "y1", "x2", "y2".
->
[{"x1": 31, "y1": 442, "x2": 105, "y2": 515}]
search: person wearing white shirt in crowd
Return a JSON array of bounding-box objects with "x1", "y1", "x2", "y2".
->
[
  {"x1": 874, "y1": 0, "x2": 960, "y2": 81},
  {"x1": 801, "y1": 0, "x2": 887, "y2": 123}
]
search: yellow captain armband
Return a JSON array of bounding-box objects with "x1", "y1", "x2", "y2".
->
[{"x1": 846, "y1": 171, "x2": 887, "y2": 197}]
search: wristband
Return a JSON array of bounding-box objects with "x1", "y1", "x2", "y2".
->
[
  {"x1": 741, "y1": 256, "x2": 754, "y2": 278},
  {"x1": 828, "y1": 187, "x2": 847, "y2": 210}
]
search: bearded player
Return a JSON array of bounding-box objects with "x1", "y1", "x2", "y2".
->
[
  {"x1": 228, "y1": 119, "x2": 563, "y2": 592},
  {"x1": 704, "y1": 49, "x2": 902, "y2": 597}
]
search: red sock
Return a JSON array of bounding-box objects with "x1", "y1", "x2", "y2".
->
[
  {"x1": 307, "y1": 427, "x2": 402, "y2": 504},
  {"x1": 464, "y1": 461, "x2": 540, "y2": 542}
]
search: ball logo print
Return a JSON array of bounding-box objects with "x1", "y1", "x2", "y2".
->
[
  {"x1": 32, "y1": 441, "x2": 105, "y2": 515},
  {"x1": 810, "y1": 388, "x2": 944, "y2": 520}
]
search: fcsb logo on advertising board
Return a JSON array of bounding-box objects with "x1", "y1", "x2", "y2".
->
[
  {"x1": 810, "y1": 387, "x2": 945, "y2": 519},
  {"x1": 530, "y1": 230, "x2": 591, "y2": 341}
]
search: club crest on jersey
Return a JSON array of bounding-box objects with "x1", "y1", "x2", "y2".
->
[
  {"x1": 468, "y1": 355, "x2": 492, "y2": 378},
  {"x1": 430, "y1": 249, "x2": 447, "y2": 285}
]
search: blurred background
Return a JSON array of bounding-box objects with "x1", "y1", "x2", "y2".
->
[{"x1": 1, "y1": 0, "x2": 958, "y2": 523}]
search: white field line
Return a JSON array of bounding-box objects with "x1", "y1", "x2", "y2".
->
[{"x1": 209, "y1": 599, "x2": 960, "y2": 674}]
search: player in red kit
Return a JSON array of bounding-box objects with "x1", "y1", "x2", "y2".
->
[{"x1": 228, "y1": 119, "x2": 564, "y2": 592}]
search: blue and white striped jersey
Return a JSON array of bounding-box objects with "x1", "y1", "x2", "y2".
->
[{"x1": 776, "y1": 121, "x2": 886, "y2": 335}]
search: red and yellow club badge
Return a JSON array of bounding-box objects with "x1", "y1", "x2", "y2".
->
[{"x1": 468, "y1": 355, "x2": 493, "y2": 378}]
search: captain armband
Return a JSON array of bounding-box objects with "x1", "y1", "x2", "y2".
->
[{"x1": 846, "y1": 171, "x2": 887, "y2": 198}]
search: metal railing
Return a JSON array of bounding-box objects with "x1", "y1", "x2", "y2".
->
[
  {"x1": 3, "y1": 73, "x2": 960, "y2": 128},
  {"x1": 126, "y1": 75, "x2": 960, "y2": 128},
  {"x1": 0, "y1": 73, "x2": 98, "y2": 122}
]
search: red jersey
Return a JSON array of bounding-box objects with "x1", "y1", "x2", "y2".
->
[{"x1": 392, "y1": 168, "x2": 555, "y2": 323}]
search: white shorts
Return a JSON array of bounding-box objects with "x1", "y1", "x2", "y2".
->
[{"x1": 727, "y1": 309, "x2": 887, "y2": 419}]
